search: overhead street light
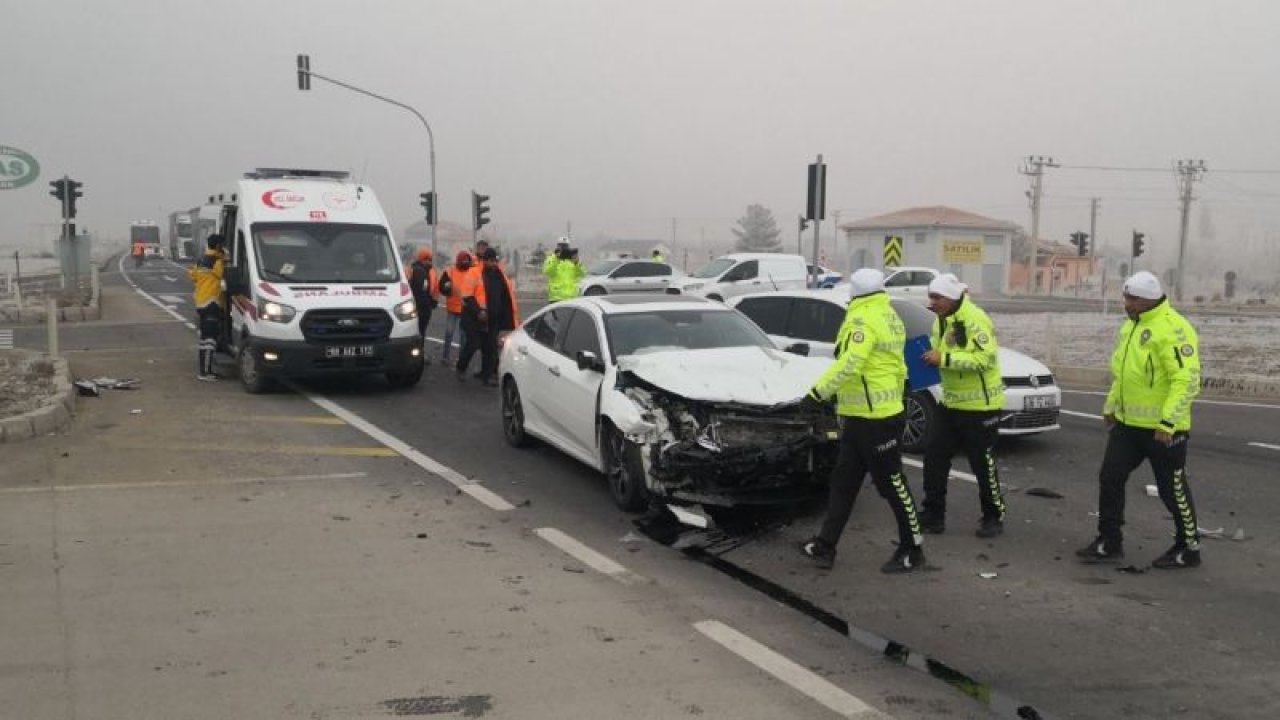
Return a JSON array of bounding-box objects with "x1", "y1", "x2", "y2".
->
[{"x1": 295, "y1": 54, "x2": 438, "y2": 259}]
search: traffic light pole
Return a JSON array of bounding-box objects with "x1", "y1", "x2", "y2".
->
[{"x1": 296, "y1": 58, "x2": 438, "y2": 260}]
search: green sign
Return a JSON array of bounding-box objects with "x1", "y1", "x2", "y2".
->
[{"x1": 0, "y1": 146, "x2": 41, "y2": 190}]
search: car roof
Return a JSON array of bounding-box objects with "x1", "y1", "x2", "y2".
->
[
  {"x1": 566, "y1": 294, "x2": 729, "y2": 314},
  {"x1": 885, "y1": 266, "x2": 939, "y2": 273}
]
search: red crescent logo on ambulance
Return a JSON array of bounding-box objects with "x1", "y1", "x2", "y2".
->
[{"x1": 261, "y1": 188, "x2": 305, "y2": 209}]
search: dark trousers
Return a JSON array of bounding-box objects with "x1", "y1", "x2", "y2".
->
[
  {"x1": 416, "y1": 305, "x2": 433, "y2": 342},
  {"x1": 197, "y1": 306, "x2": 221, "y2": 375},
  {"x1": 1097, "y1": 423, "x2": 1199, "y2": 548},
  {"x1": 922, "y1": 407, "x2": 1006, "y2": 520},
  {"x1": 455, "y1": 325, "x2": 489, "y2": 376},
  {"x1": 818, "y1": 414, "x2": 922, "y2": 549}
]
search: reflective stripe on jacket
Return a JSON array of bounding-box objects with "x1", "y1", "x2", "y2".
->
[
  {"x1": 1103, "y1": 299, "x2": 1201, "y2": 432},
  {"x1": 930, "y1": 296, "x2": 1004, "y2": 411},
  {"x1": 810, "y1": 291, "x2": 907, "y2": 419},
  {"x1": 187, "y1": 248, "x2": 225, "y2": 310}
]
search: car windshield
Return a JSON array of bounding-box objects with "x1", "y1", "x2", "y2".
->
[
  {"x1": 605, "y1": 309, "x2": 773, "y2": 358},
  {"x1": 691, "y1": 258, "x2": 735, "y2": 278},
  {"x1": 587, "y1": 259, "x2": 623, "y2": 275},
  {"x1": 252, "y1": 222, "x2": 398, "y2": 283}
]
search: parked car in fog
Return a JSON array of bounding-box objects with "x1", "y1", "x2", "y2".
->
[
  {"x1": 578, "y1": 259, "x2": 681, "y2": 295},
  {"x1": 728, "y1": 289, "x2": 1060, "y2": 453}
]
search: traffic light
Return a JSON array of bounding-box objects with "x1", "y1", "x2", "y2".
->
[
  {"x1": 1070, "y1": 231, "x2": 1089, "y2": 256},
  {"x1": 296, "y1": 54, "x2": 311, "y2": 91},
  {"x1": 471, "y1": 190, "x2": 490, "y2": 231},
  {"x1": 1132, "y1": 230, "x2": 1146, "y2": 258},
  {"x1": 798, "y1": 214, "x2": 810, "y2": 233},
  {"x1": 66, "y1": 179, "x2": 83, "y2": 219},
  {"x1": 49, "y1": 178, "x2": 68, "y2": 218},
  {"x1": 419, "y1": 191, "x2": 436, "y2": 225}
]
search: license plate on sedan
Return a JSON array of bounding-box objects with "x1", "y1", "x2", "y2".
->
[
  {"x1": 1024, "y1": 394, "x2": 1058, "y2": 410},
  {"x1": 324, "y1": 345, "x2": 373, "y2": 359}
]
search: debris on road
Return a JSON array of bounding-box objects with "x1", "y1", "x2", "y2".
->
[
  {"x1": 1233, "y1": 527, "x2": 1247, "y2": 541},
  {"x1": 1025, "y1": 487, "x2": 1064, "y2": 499},
  {"x1": 129, "y1": 409, "x2": 143, "y2": 415},
  {"x1": 1116, "y1": 565, "x2": 1147, "y2": 574},
  {"x1": 1199, "y1": 526, "x2": 1226, "y2": 539},
  {"x1": 74, "y1": 380, "x2": 100, "y2": 396},
  {"x1": 1145, "y1": 484, "x2": 1160, "y2": 498},
  {"x1": 89, "y1": 376, "x2": 141, "y2": 390},
  {"x1": 561, "y1": 565, "x2": 585, "y2": 574},
  {"x1": 979, "y1": 572, "x2": 998, "y2": 580}
]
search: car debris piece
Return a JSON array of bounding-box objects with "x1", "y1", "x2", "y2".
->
[
  {"x1": 1232, "y1": 527, "x2": 1247, "y2": 541},
  {"x1": 1145, "y1": 484, "x2": 1159, "y2": 498},
  {"x1": 129, "y1": 409, "x2": 143, "y2": 415},
  {"x1": 1115, "y1": 565, "x2": 1146, "y2": 574},
  {"x1": 74, "y1": 380, "x2": 100, "y2": 397},
  {"x1": 1198, "y1": 526, "x2": 1226, "y2": 539},
  {"x1": 89, "y1": 377, "x2": 141, "y2": 390},
  {"x1": 1025, "y1": 487, "x2": 1064, "y2": 499},
  {"x1": 978, "y1": 572, "x2": 998, "y2": 580}
]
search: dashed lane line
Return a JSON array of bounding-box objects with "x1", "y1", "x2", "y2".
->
[
  {"x1": 0, "y1": 471, "x2": 368, "y2": 495},
  {"x1": 901, "y1": 457, "x2": 976, "y2": 485},
  {"x1": 693, "y1": 620, "x2": 894, "y2": 720},
  {"x1": 1060, "y1": 408, "x2": 1104, "y2": 420},
  {"x1": 118, "y1": 254, "x2": 196, "y2": 329},
  {"x1": 1248, "y1": 442, "x2": 1280, "y2": 451},
  {"x1": 533, "y1": 527, "x2": 646, "y2": 585},
  {"x1": 300, "y1": 391, "x2": 516, "y2": 512}
]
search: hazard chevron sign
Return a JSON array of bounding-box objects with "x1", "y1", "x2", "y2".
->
[{"x1": 883, "y1": 235, "x2": 903, "y2": 267}]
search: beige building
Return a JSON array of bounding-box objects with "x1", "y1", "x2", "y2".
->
[{"x1": 839, "y1": 206, "x2": 1018, "y2": 294}]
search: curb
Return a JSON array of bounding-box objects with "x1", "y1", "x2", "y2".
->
[
  {"x1": 1051, "y1": 365, "x2": 1280, "y2": 401},
  {"x1": 0, "y1": 350, "x2": 76, "y2": 443}
]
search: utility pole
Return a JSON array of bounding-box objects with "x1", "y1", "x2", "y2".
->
[
  {"x1": 1174, "y1": 159, "x2": 1207, "y2": 301},
  {"x1": 830, "y1": 209, "x2": 841, "y2": 268},
  {"x1": 1019, "y1": 155, "x2": 1059, "y2": 294},
  {"x1": 806, "y1": 155, "x2": 826, "y2": 288},
  {"x1": 671, "y1": 217, "x2": 677, "y2": 251}
]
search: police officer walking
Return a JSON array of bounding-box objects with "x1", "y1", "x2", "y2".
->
[
  {"x1": 798, "y1": 268, "x2": 926, "y2": 573},
  {"x1": 542, "y1": 239, "x2": 585, "y2": 302},
  {"x1": 919, "y1": 273, "x2": 1008, "y2": 538},
  {"x1": 1077, "y1": 271, "x2": 1204, "y2": 569}
]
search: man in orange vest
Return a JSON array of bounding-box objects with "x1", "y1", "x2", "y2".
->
[
  {"x1": 456, "y1": 247, "x2": 518, "y2": 386},
  {"x1": 132, "y1": 240, "x2": 147, "y2": 268},
  {"x1": 438, "y1": 251, "x2": 474, "y2": 364},
  {"x1": 407, "y1": 247, "x2": 439, "y2": 362}
]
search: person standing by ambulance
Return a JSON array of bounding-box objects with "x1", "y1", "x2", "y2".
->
[
  {"x1": 796, "y1": 268, "x2": 926, "y2": 574},
  {"x1": 919, "y1": 273, "x2": 1008, "y2": 538},
  {"x1": 188, "y1": 234, "x2": 226, "y2": 381},
  {"x1": 456, "y1": 248, "x2": 517, "y2": 386},
  {"x1": 1077, "y1": 271, "x2": 1204, "y2": 569},
  {"x1": 407, "y1": 247, "x2": 439, "y2": 362}
]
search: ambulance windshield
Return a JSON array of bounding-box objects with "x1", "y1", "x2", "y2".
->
[{"x1": 251, "y1": 223, "x2": 398, "y2": 283}]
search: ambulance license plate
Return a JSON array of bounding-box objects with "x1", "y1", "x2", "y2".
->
[
  {"x1": 1024, "y1": 394, "x2": 1057, "y2": 410},
  {"x1": 325, "y1": 345, "x2": 373, "y2": 359}
]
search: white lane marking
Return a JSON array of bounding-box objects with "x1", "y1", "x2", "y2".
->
[
  {"x1": 158, "y1": 294, "x2": 187, "y2": 304},
  {"x1": 0, "y1": 329, "x2": 13, "y2": 350},
  {"x1": 1061, "y1": 388, "x2": 1280, "y2": 410},
  {"x1": 1248, "y1": 442, "x2": 1280, "y2": 451},
  {"x1": 119, "y1": 254, "x2": 196, "y2": 329},
  {"x1": 534, "y1": 527, "x2": 645, "y2": 585},
  {"x1": 901, "y1": 457, "x2": 976, "y2": 485},
  {"x1": 162, "y1": 275, "x2": 177, "y2": 283},
  {"x1": 693, "y1": 620, "x2": 892, "y2": 720},
  {"x1": 0, "y1": 472, "x2": 367, "y2": 495},
  {"x1": 300, "y1": 391, "x2": 515, "y2": 512},
  {"x1": 1061, "y1": 409, "x2": 1104, "y2": 420}
]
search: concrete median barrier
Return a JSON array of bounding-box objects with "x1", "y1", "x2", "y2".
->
[{"x1": 0, "y1": 350, "x2": 75, "y2": 443}]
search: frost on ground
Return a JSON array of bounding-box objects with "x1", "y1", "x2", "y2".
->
[
  {"x1": 0, "y1": 354, "x2": 58, "y2": 417},
  {"x1": 991, "y1": 311, "x2": 1280, "y2": 382}
]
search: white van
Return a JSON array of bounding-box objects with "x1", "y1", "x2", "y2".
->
[
  {"x1": 668, "y1": 252, "x2": 808, "y2": 301},
  {"x1": 215, "y1": 168, "x2": 424, "y2": 392}
]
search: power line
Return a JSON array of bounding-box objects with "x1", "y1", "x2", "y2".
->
[{"x1": 1060, "y1": 163, "x2": 1280, "y2": 175}]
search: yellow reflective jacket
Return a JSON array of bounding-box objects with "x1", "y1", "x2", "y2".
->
[
  {"x1": 543, "y1": 256, "x2": 585, "y2": 301},
  {"x1": 1103, "y1": 299, "x2": 1201, "y2": 432},
  {"x1": 188, "y1": 248, "x2": 225, "y2": 310},
  {"x1": 930, "y1": 296, "x2": 1004, "y2": 411},
  {"x1": 810, "y1": 292, "x2": 907, "y2": 419}
]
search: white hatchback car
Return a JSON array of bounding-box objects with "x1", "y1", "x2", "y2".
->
[
  {"x1": 728, "y1": 289, "x2": 1061, "y2": 453},
  {"x1": 498, "y1": 294, "x2": 840, "y2": 512},
  {"x1": 577, "y1": 259, "x2": 681, "y2": 296}
]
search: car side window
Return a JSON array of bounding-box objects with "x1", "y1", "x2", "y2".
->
[
  {"x1": 723, "y1": 260, "x2": 758, "y2": 282},
  {"x1": 884, "y1": 271, "x2": 912, "y2": 288},
  {"x1": 611, "y1": 263, "x2": 642, "y2": 279},
  {"x1": 912, "y1": 271, "x2": 934, "y2": 286},
  {"x1": 735, "y1": 297, "x2": 792, "y2": 336},
  {"x1": 559, "y1": 309, "x2": 602, "y2": 359},
  {"x1": 528, "y1": 308, "x2": 567, "y2": 347},
  {"x1": 636, "y1": 262, "x2": 669, "y2": 277},
  {"x1": 789, "y1": 299, "x2": 845, "y2": 343}
]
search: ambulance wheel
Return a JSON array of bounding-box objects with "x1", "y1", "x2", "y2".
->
[
  {"x1": 901, "y1": 390, "x2": 938, "y2": 455},
  {"x1": 239, "y1": 346, "x2": 270, "y2": 394},
  {"x1": 603, "y1": 423, "x2": 650, "y2": 513}
]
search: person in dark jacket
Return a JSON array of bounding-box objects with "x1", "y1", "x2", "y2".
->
[
  {"x1": 457, "y1": 248, "x2": 518, "y2": 386},
  {"x1": 407, "y1": 247, "x2": 438, "y2": 363}
]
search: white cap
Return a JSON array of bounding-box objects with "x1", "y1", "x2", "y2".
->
[
  {"x1": 849, "y1": 268, "x2": 886, "y2": 298},
  {"x1": 927, "y1": 273, "x2": 967, "y2": 300},
  {"x1": 1123, "y1": 271, "x2": 1163, "y2": 300}
]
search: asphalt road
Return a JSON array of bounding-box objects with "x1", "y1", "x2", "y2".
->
[{"x1": 16, "y1": 264, "x2": 1280, "y2": 718}]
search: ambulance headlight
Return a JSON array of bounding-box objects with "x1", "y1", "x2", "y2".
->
[
  {"x1": 394, "y1": 299, "x2": 418, "y2": 321},
  {"x1": 257, "y1": 299, "x2": 296, "y2": 323}
]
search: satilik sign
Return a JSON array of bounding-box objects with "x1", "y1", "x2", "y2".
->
[{"x1": 0, "y1": 146, "x2": 40, "y2": 190}]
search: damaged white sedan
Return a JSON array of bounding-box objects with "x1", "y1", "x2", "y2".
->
[{"x1": 498, "y1": 295, "x2": 839, "y2": 512}]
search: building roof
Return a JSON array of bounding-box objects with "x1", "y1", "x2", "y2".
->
[{"x1": 842, "y1": 206, "x2": 1019, "y2": 232}]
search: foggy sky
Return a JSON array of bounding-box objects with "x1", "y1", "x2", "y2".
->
[{"x1": 4, "y1": 0, "x2": 1280, "y2": 275}]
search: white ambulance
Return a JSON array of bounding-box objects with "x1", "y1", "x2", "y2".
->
[{"x1": 215, "y1": 168, "x2": 424, "y2": 392}]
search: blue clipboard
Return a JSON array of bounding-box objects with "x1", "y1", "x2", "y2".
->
[{"x1": 904, "y1": 335, "x2": 941, "y2": 391}]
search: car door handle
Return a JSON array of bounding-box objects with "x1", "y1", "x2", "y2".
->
[{"x1": 548, "y1": 366, "x2": 561, "y2": 377}]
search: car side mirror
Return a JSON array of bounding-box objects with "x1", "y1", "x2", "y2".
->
[
  {"x1": 576, "y1": 350, "x2": 604, "y2": 373},
  {"x1": 784, "y1": 342, "x2": 810, "y2": 356}
]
